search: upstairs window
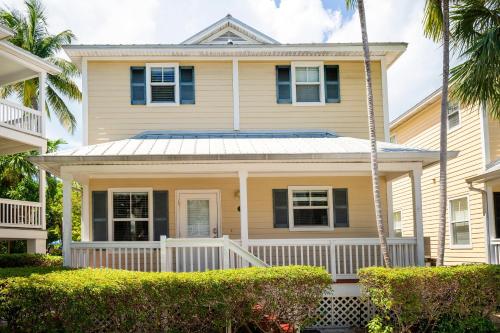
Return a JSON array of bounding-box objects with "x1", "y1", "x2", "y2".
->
[
  {"x1": 146, "y1": 64, "x2": 179, "y2": 105},
  {"x1": 447, "y1": 102, "x2": 460, "y2": 130},
  {"x1": 292, "y1": 63, "x2": 324, "y2": 104}
]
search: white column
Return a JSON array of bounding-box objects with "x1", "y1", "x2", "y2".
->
[
  {"x1": 27, "y1": 239, "x2": 46, "y2": 254},
  {"x1": 381, "y1": 59, "x2": 390, "y2": 142},
  {"x1": 82, "y1": 58, "x2": 89, "y2": 145},
  {"x1": 38, "y1": 72, "x2": 47, "y2": 233},
  {"x1": 410, "y1": 166, "x2": 425, "y2": 266},
  {"x1": 485, "y1": 185, "x2": 495, "y2": 263},
  {"x1": 239, "y1": 170, "x2": 249, "y2": 248},
  {"x1": 38, "y1": 72, "x2": 46, "y2": 137},
  {"x1": 62, "y1": 175, "x2": 73, "y2": 266},
  {"x1": 386, "y1": 179, "x2": 394, "y2": 237},
  {"x1": 81, "y1": 182, "x2": 90, "y2": 241},
  {"x1": 232, "y1": 58, "x2": 240, "y2": 131}
]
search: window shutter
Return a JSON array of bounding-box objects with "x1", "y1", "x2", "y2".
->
[
  {"x1": 333, "y1": 189, "x2": 349, "y2": 227},
  {"x1": 273, "y1": 189, "x2": 289, "y2": 228},
  {"x1": 276, "y1": 66, "x2": 291, "y2": 104},
  {"x1": 130, "y1": 67, "x2": 146, "y2": 105},
  {"x1": 324, "y1": 65, "x2": 340, "y2": 103},
  {"x1": 180, "y1": 66, "x2": 195, "y2": 104},
  {"x1": 92, "y1": 191, "x2": 108, "y2": 241},
  {"x1": 153, "y1": 191, "x2": 169, "y2": 241}
]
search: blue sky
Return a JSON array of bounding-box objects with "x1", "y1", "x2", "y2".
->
[{"x1": 1, "y1": 0, "x2": 451, "y2": 149}]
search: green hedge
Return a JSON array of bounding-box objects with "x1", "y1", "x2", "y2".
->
[
  {"x1": 359, "y1": 265, "x2": 500, "y2": 333},
  {"x1": 0, "y1": 253, "x2": 62, "y2": 268},
  {"x1": 0, "y1": 266, "x2": 68, "y2": 279},
  {"x1": 0, "y1": 266, "x2": 331, "y2": 332}
]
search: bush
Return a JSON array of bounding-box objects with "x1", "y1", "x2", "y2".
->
[
  {"x1": 359, "y1": 265, "x2": 500, "y2": 333},
  {"x1": 0, "y1": 266, "x2": 68, "y2": 279},
  {"x1": 0, "y1": 266, "x2": 331, "y2": 333},
  {"x1": 0, "y1": 253, "x2": 62, "y2": 268}
]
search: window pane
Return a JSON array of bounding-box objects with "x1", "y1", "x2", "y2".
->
[
  {"x1": 131, "y1": 193, "x2": 148, "y2": 218},
  {"x1": 448, "y1": 112, "x2": 460, "y2": 129},
  {"x1": 325, "y1": 66, "x2": 338, "y2": 82},
  {"x1": 187, "y1": 200, "x2": 210, "y2": 237},
  {"x1": 132, "y1": 86, "x2": 145, "y2": 102},
  {"x1": 394, "y1": 229, "x2": 402, "y2": 237},
  {"x1": 296, "y1": 85, "x2": 320, "y2": 102},
  {"x1": 307, "y1": 67, "x2": 319, "y2": 82},
  {"x1": 295, "y1": 67, "x2": 307, "y2": 82},
  {"x1": 277, "y1": 67, "x2": 290, "y2": 82},
  {"x1": 151, "y1": 85, "x2": 175, "y2": 102},
  {"x1": 113, "y1": 193, "x2": 130, "y2": 218},
  {"x1": 114, "y1": 221, "x2": 132, "y2": 241},
  {"x1": 448, "y1": 103, "x2": 459, "y2": 115},
  {"x1": 180, "y1": 67, "x2": 193, "y2": 83},
  {"x1": 151, "y1": 67, "x2": 163, "y2": 83},
  {"x1": 294, "y1": 208, "x2": 328, "y2": 226},
  {"x1": 452, "y1": 221, "x2": 470, "y2": 245},
  {"x1": 180, "y1": 84, "x2": 194, "y2": 102},
  {"x1": 163, "y1": 67, "x2": 175, "y2": 82},
  {"x1": 393, "y1": 211, "x2": 401, "y2": 223},
  {"x1": 326, "y1": 83, "x2": 339, "y2": 100},
  {"x1": 135, "y1": 221, "x2": 149, "y2": 241},
  {"x1": 131, "y1": 68, "x2": 145, "y2": 84},
  {"x1": 310, "y1": 190, "x2": 328, "y2": 206},
  {"x1": 278, "y1": 85, "x2": 290, "y2": 101},
  {"x1": 450, "y1": 198, "x2": 468, "y2": 221}
]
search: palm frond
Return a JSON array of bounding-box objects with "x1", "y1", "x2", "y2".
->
[
  {"x1": 48, "y1": 57, "x2": 80, "y2": 77},
  {"x1": 47, "y1": 139, "x2": 67, "y2": 153},
  {"x1": 423, "y1": 0, "x2": 444, "y2": 41},
  {"x1": 47, "y1": 73, "x2": 82, "y2": 102},
  {"x1": 46, "y1": 84, "x2": 76, "y2": 133},
  {"x1": 345, "y1": 0, "x2": 358, "y2": 11}
]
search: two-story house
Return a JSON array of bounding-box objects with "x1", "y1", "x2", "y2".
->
[
  {"x1": 390, "y1": 89, "x2": 500, "y2": 266},
  {"x1": 0, "y1": 23, "x2": 60, "y2": 253}
]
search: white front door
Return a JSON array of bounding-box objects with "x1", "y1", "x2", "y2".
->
[{"x1": 178, "y1": 191, "x2": 219, "y2": 238}]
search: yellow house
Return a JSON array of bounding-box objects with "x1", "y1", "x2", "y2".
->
[
  {"x1": 0, "y1": 23, "x2": 61, "y2": 253},
  {"x1": 390, "y1": 89, "x2": 500, "y2": 265}
]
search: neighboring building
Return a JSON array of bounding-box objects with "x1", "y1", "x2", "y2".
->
[
  {"x1": 0, "y1": 24, "x2": 61, "y2": 252},
  {"x1": 390, "y1": 89, "x2": 500, "y2": 265}
]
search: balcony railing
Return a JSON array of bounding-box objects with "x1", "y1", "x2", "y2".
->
[
  {"x1": 490, "y1": 239, "x2": 500, "y2": 265},
  {"x1": 0, "y1": 198, "x2": 43, "y2": 229},
  {"x1": 0, "y1": 99, "x2": 43, "y2": 136}
]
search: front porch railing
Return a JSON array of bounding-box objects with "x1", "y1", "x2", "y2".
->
[
  {"x1": 0, "y1": 198, "x2": 43, "y2": 229},
  {"x1": 490, "y1": 239, "x2": 500, "y2": 265},
  {"x1": 69, "y1": 236, "x2": 416, "y2": 279},
  {"x1": 0, "y1": 99, "x2": 43, "y2": 136}
]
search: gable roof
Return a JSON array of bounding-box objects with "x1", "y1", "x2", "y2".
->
[{"x1": 182, "y1": 14, "x2": 279, "y2": 45}]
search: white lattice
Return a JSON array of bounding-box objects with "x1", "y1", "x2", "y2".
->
[{"x1": 311, "y1": 295, "x2": 376, "y2": 328}]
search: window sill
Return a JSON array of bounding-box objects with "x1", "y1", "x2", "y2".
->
[
  {"x1": 292, "y1": 101, "x2": 325, "y2": 106},
  {"x1": 449, "y1": 244, "x2": 473, "y2": 250},
  {"x1": 146, "y1": 102, "x2": 180, "y2": 107},
  {"x1": 289, "y1": 226, "x2": 334, "y2": 232}
]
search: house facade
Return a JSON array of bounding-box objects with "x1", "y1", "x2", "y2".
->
[
  {"x1": 0, "y1": 23, "x2": 61, "y2": 253},
  {"x1": 390, "y1": 89, "x2": 500, "y2": 265}
]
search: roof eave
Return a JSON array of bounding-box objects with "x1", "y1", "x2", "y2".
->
[
  {"x1": 0, "y1": 41, "x2": 62, "y2": 75},
  {"x1": 390, "y1": 88, "x2": 442, "y2": 129}
]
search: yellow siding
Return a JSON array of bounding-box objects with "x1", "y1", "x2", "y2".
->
[
  {"x1": 89, "y1": 176, "x2": 387, "y2": 240},
  {"x1": 391, "y1": 100, "x2": 487, "y2": 265},
  {"x1": 488, "y1": 114, "x2": 500, "y2": 162}
]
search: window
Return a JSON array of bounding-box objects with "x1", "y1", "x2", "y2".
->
[
  {"x1": 333, "y1": 189, "x2": 349, "y2": 227},
  {"x1": 276, "y1": 66, "x2": 292, "y2": 104},
  {"x1": 390, "y1": 135, "x2": 397, "y2": 144},
  {"x1": 288, "y1": 186, "x2": 333, "y2": 230},
  {"x1": 112, "y1": 191, "x2": 150, "y2": 241},
  {"x1": 393, "y1": 211, "x2": 402, "y2": 237},
  {"x1": 146, "y1": 64, "x2": 179, "y2": 105},
  {"x1": 447, "y1": 102, "x2": 460, "y2": 130},
  {"x1": 449, "y1": 197, "x2": 470, "y2": 246},
  {"x1": 292, "y1": 62, "x2": 324, "y2": 104}
]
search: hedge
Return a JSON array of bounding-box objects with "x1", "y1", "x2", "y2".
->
[
  {"x1": 0, "y1": 253, "x2": 62, "y2": 268},
  {"x1": 0, "y1": 266, "x2": 68, "y2": 279},
  {"x1": 0, "y1": 266, "x2": 331, "y2": 333},
  {"x1": 359, "y1": 264, "x2": 500, "y2": 333}
]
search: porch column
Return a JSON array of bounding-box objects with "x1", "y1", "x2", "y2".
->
[
  {"x1": 62, "y1": 175, "x2": 73, "y2": 266},
  {"x1": 410, "y1": 166, "x2": 425, "y2": 266},
  {"x1": 239, "y1": 170, "x2": 249, "y2": 248},
  {"x1": 38, "y1": 72, "x2": 47, "y2": 232},
  {"x1": 81, "y1": 182, "x2": 90, "y2": 241}
]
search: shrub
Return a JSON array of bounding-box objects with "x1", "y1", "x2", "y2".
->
[
  {"x1": 0, "y1": 266, "x2": 331, "y2": 333},
  {"x1": 359, "y1": 265, "x2": 500, "y2": 333},
  {"x1": 0, "y1": 253, "x2": 62, "y2": 268},
  {"x1": 0, "y1": 266, "x2": 68, "y2": 279}
]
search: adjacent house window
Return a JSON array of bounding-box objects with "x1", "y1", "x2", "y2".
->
[
  {"x1": 447, "y1": 102, "x2": 460, "y2": 130},
  {"x1": 292, "y1": 62, "x2": 324, "y2": 104},
  {"x1": 146, "y1": 64, "x2": 179, "y2": 105},
  {"x1": 390, "y1": 135, "x2": 397, "y2": 144},
  {"x1": 288, "y1": 186, "x2": 333, "y2": 230},
  {"x1": 449, "y1": 197, "x2": 470, "y2": 246},
  {"x1": 393, "y1": 211, "x2": 402, "y2": 237},
  {"x1": 112, "y1": 191, "x2": 150, "y2": 241}
]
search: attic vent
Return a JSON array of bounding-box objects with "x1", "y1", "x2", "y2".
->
[{"x1": 213, "y1": 31, "x2": 246, "y2": 42}]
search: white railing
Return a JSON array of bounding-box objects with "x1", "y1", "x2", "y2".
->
[
  {"x1": 248, "y1": 238, "x2": 417, "y2": 280},
  {"x1": 0, "y1": 99, "x2": 42, "y2": 136},
  {"x1": 69, "y1": 236, "x2": 268, "y2": 272},
  {"x1": 490, "y1": 239, "x2": 500, "y2": 265},
  {"x1": 0, "y1": 198, "x2": 42, "y2": 229}
]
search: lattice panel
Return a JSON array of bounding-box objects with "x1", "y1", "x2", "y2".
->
[{"x1": 311, "y1": 295, "x2": 376, "y2": 328}]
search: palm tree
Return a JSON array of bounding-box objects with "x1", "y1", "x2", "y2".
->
[
  {"x1": 0, "y1": 0, "x2": 81, "y2": 133},
  {"x1": 345, "y1": 0, "x2": 392, "y2": 267},
  {"x1": 423, "y1": 0, "x2": 450, "y2": 266}
]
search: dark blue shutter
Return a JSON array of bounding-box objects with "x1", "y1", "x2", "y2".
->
[
  {"x1": 276, "y1": 66, "x2": 291, "y2": 104},
  {"x1": 130, "y1": 67, "x2": 146, "y2": 105},
  {"x1": 273, "y1": 189, "x2": 289, "y2": 228},
  {"x1": 324, "y1": 65, "x2": 340, "y2": 103},
  {"x1": 333, "y1": 189, "x2": 349, "y2": 227},
  {"x1": 153, "y1": 191, "x2": 169, "y2": 241},
  {"x1": 92, "y1": 191, "x2": 108, "y2": 241},
  {"x1": 180, "y1": 66, "x2": 195, "y2": 104}
]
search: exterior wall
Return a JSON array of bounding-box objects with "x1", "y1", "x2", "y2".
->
[
  {"x1": 87, "y1": 60, "x2": 385, "y2": 144},
  {"x1": 488, "y1": 114, "x2": 500, "y2": 162},
  {"x1": 88, "y1": 176, "x2": 388, "y2": 240},
  {"x1": 391, "y1": 100, "x2": 487, "y2": 265}
]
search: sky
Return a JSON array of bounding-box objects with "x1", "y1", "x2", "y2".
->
[{"x1": 1, "y1": 0, "x2": 454, "y2": 149}]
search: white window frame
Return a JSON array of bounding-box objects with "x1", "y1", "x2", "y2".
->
[
  {"x1": 291, "y1": 62, "x2": 325, "y2": 106},
  {"x1": 288, "y1": 186, "x2": 334, "y2": 231},
  {"x1": 392, "y1": 210, "x2": 403, "y2": 237},
  {"x1": 448, "y1": 195, "x2": 472, "y2": 249},
  {"x1": 447, "y1": 102, "x2": 461, "y2": 132},
  {"x1": 107, "y1": 188, "x2": 154, "y2": 241},
  {"x1": 146, "y1": 63, "x2": 180, "y2": 106},
  {"x1": 389, "y1": 135, "x2": 397, "y2": 144}
]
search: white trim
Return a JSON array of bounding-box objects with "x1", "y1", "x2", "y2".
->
[
  {"x1": 80, "y1": 182, "x2": 90, "y2": 241},
  {"x1": 480, "y1": 103, "x2": 490, "y2": 168},
  {"x1": 392, "y1": 209, "x2": 403, "y2": 237},
  {"x1": 381, "y1": 58, "x2": 390, "y2": 141},
  {"x1": 387, "y1": 179, "x2": 394, "y2": 237},
  {"x1": 0, "y1": 41, "x2": 61, "y2": 75},
  {"x1": 288, "y1": 186, "x2": 334, "y2": 231},
  {"x1": 62, "y1": 175, "x2": 73, "y2": 266},
  {"x1": 486, "y1": 185, "x2": 495, "y2": 263},
  {"x1": 232, "y1": 58, "x2": 240, "y2": 130},
  {"x1": 411, "y1": 166, "x2": 425, "y2": 265},
  {"x1": 107, "y1": 188, "x2": 154, "y2": 241},
  {"x1": 448, "y1": 194, "x2": 472, "y2": 249},
  {"x1": 81, "y1": 58, "x2": 88, "y2": 145},
  {"x1": 239, "y1": 170, "x2": 249, "y2": 248},
  {"x1": 203, "y1": 27, "x2": 257, "y2": 45},
  {"x1": 291, "y1": 61, "x2": 325, "y2": 105},
  {"x1": 145, "y1": 63, "x2": 180, "y2": 106}
]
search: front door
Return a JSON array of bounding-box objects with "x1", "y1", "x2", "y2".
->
[{"x1": 178, "y1": 191, "x2": 219, "y2": 238}]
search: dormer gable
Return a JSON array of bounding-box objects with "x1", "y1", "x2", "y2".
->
[{"x1": 181, "y1": 14, "x2": 279, "y2": 45}]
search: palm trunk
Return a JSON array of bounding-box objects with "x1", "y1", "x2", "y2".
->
[
  {"x1": 357, "y1": 0, "x2": 392, "y2": 268},
  {"x1": 436, "y1": 0, "x2": 450, "y2": 267}
]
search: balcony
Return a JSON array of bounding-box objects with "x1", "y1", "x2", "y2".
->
[
  {"x1": 0, "y1": 99, "x2": 43, "y2": 136},
  {"x1": 0, "y1": 198, "x2": 43, "y2": 229}
]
